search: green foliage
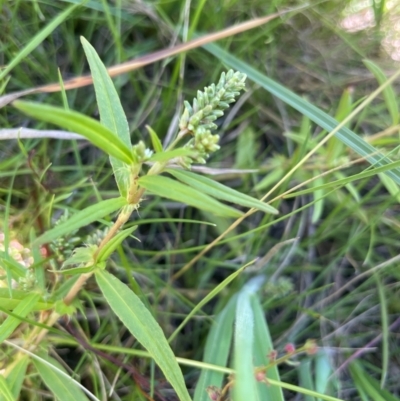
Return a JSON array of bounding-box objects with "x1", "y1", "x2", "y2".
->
[{"x1": 1, "y1": 1, "x2": 400, "y2": 400}]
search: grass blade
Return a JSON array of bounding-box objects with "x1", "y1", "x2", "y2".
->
[
  {"x1": 3, "y1": 356, "x2": 29, "y2": 400},
  {"x1": 0, "y1": 376, "x2": 14, "y2": 401},
  {"x1": 0, "y1": 289, "x2": 52, "y2": 312},
  {"x1": 13, "y1": 101, "x2": 134, "y2": 164},
  {"x1": 35, "y1": 197, "x2": 127, "y2": 245},
  {"x1": 0, "y1": 4, "x2": 79, "y2": 80},
  {"x1": 95, "y1": 269, "x2": 192, "y2": 401},
  {"x1": 81, "y1": 37, "x2": 132, "y2": 197},
  {"x1": 138, "y1": 175, "x2": 243, "y2": 218},
  {"x1": 166, "y1": 168, "x2": 278, "y2": 214}
]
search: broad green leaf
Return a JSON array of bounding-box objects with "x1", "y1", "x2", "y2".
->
[
  {"x1": 138, "y1": 175, "x2": 243, "y2": 218},
  {"x1": 193, "y1": 296, "x2": 237, "y2": 401},
  {"x1": 0, "y1": 376, "x2": 14, "y2": 401},
  {"x1": 35, "y1": 197, "x2": 127, "y2": 245},
  {"x1": 0, "y1": 289, "x2": 52, "y2": 311},
  {"x1": 148, "y1": 148, "x2": 197, "y2": 162},
  {"x1": 166, "y1": 168, "x2": 278, "y2": 215},
  {"x1": 0, "y1": 293, "x2": 40, "y2": 343},
  {"x1": 146, "y1": 125, "x2": 163, "y2": 153},
  {"x1": 13, "y1": 101, "x2": 133, "y2": 165},
  {"x1": 96, "y1": 225, "x2": 137, "y2": 262},
  {"x1": 364, "y1": 59, "x2": 399, "y2": 125},
  {"x1": 204, "y1": 42, "x2": 400, "y2": 185},
  {"x1": 33, "y1": 354, "x2": 91, "y2": 401},
  {"x1": 251, "y1": 296, "x2": 284, "y2": 401},
  {"x1": 81, "y1": 37, "x2": 131, "y2": 197},
  {"x1": 233, "y1": 284, "x2": 258, "y2": 401},
  {"x1": 3, "y1": 356, "x2": 29, "y2": 401},
  {"x1": 0, "y1": 4, "x2": 79, "y2": 80},
  {"x1": 95, "y1": 269, "x2": 191, "y2": 401}
]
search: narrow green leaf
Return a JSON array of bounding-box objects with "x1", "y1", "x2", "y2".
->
[
  {"x1": 251, "y1": 296, "x2": 284, "y2": 401},
  {"x1": 81, "y1": 37, "x2": 131, "y2": 197},
  {"x1": 95, "y1": 270, "x2": 192, "y2": 401},
  {"x1": 33, "y1": 354, "x2": 91, "y2": 401},
  {"x1": 0, "y1": 4, "x2": 79, "y2": 80},
  {"x1": 13, "y1": 101, "x2": 133, "y2": 165},
  {"x1": 166, "y1": 168, "x2": 278, "y2": 215},
  {"x1": 97, "y1": 225, "x2": 137, "y2": 262},
  {"x1": 193, "y1": 296, "x2": 237, "y2": 401},
  {"x1": 146, "y1": 125, "x2": 163, "y2": 153},
  {"x1": 315, "y1": 351, "x2": 333, "y2": 401},
  {"x1": 364, "y1": 59, "x2": 399, "y2": 125},
  {"x1": 0, "y1": 376, "x2": 14, "y2": 401},
  {"x1": 4, "y1": 356, "x2": 29, "y2": 400},
  {"x1": 35, "y1": 197, "x2": 127, "y2": 245},
  {"x1": 204, "y1": 42, "x2": 400, "y2": 185},
  {"x1": 299, "y1": 359, "x2": 316, "y2": 401},
  {"x1": 148, "y1": 148, "x2": 197, "y2": 162},
  {"x1": 0, "y1": 293, "x2": 40, "y2": 343},
  {"x1": 0, "y1": 289, "x2": 52, "y2": 311},
  {"x1": 138, "y1": 175, "x2": 243, "y2": 218}
]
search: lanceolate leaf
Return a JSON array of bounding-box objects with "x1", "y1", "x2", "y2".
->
[
  {"x1": 0, "y1": 289, "x2": 52, "y2": 312},
  {"x1": 146, "y1": 125, "x2": 163, "y2": 153},
  {"x1": 33, "y1": 354, "x2": 91, "y2": 401},
  {"x1": 0, "y1": 293, "x2": 40, "y2": 343},
  {"x1": 81, "y1": 37, "x2": 132, "y2": 197},
  {"x1": 204, "y1": 42, "x2": 400, "y2": 185},
  {"x1": 148, "y1": 148, "x2": 197, "y2": 162},
  {"x1": 166, "y1": 168, "x2": 278, "y2": 214},
  {"x1": 138, "y1": 175, "x2": 243, "y2": 218},
  {"x1": 4, "y1": 356, "x2": 29, "y2": 400},
  {"x1": 0, "y1": 376, "x2": 14, "y2": 401},
  {"x1": 95, "y1": 269, "x2": 192, "y2": 401},
  {"x1": 13, "y1": 101, "x2": 133, "y2": 165},
  {"x1": 35, "y1": 197, "x2": 127, "y2": 245}
]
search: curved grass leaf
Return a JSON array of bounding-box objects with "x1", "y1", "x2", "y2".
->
[
  {"x1": 138, "y1": 175, "x2": 243, "y2": 218},
  {"x1": 0, "y1": 289, "x2": 52, "y2": 311},
  {"x1": 0, "y1": 293, "x2": 40, "y2": 343},
  {"x1": 13, "y1": 101, "x2": 133, "y2": 165},
  {"x1": 204, "y1": 43, "x2": 400, "y2": 185},
  {"x1": 95, "y1": 269, "x2": 192, "y2": 401},
  {"x1": 166, "y1": 168, "x2": 278, "y2": 214},
  {"x1": 146, "y1": 125, "x2": 163, "y2": 153},
  {"x1": 81, "y1": 37, "x2": 132, "y2": 197},
  {"x1": 33, "y1": 353, "x2": 91, "y2": 401},
  {"x1": 193, "y1": 296, "x2": 237, "y2": 401},
  {"x1": 35, "y1": 197, "x2": 127, "y2": 245}
]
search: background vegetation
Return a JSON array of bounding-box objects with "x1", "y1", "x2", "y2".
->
[{"x1": 1, "y1": 0, "x2": 400, "y2": 400}]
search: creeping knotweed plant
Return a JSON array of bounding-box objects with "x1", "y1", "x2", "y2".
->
[{"x1": 178, "y1": 70, "x2": 247, "y2": 167}]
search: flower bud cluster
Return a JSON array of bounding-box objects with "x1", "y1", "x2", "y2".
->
[
  {"x1": 178, "y1": 70, "x2": 246, "y2": 167},
  {"x1": 131, "y1": 140, "x2": 153, "y2": 164}
]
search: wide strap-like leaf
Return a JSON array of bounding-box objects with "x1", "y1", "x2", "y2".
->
[
  {"x1": 138, "y1": 175, "x2": 243, "y2": 218},
  {"x1": 13, "y1": 101, "x2": 133, "y2": 165},
  {"x1": 95, "y1": 269, "x2": 192, "y2": 401},
  {"x1": 166, "y1": 168, "x2": 278, "y2": 214},
  {"x1": 81, "y1": 37, "x2": 132, "y2": 197},
  {"x1": 35, "y1": 197, "x2": 127, "y2": 245}
]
